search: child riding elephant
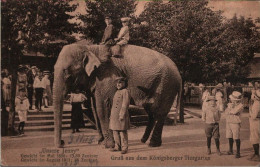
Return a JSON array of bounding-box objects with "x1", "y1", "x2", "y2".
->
[{"x1": 113, "y1": 17, "x2": 130, "y2": 57}]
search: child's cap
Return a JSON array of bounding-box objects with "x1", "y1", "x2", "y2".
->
[{"x1": 206, "y1": 96, "x2": 217, "y2": 102}]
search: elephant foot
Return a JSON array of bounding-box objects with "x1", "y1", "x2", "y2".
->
[
  {"x1": 148, "y1": 140, "x2": 162, "y2": 147},
  {"x1": 104, "y1": 139, "x2": 115, "y2": 149},
  {"x1": 141, "y1": 136, "x2": 149, "y2": 143},
  {"x1": 97, "y1": 136, "x2": 104, "y2": 145},
  {"x1": 57, "y1": 140, "x2": 65, "y2": 148}
]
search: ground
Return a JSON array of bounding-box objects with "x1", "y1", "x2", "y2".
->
[{"x1": 1, "y1": 107, "x2": 259, "y2": 166}]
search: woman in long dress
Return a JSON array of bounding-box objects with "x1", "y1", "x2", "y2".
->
[
  {"x1": 215, "y1": 88, "x2": 224, "y2": 112},
  {"x1": 69, "y1": 89, "x2": 87, "y2": 133},
  {"x1": 202, "y1": 87, "x2": 210, "y2": 110},
  {"x1": 1, "y1": 71, "x2": 11, "y2": 106}
]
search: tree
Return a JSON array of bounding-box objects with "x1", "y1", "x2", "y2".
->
[
  {"x1": 1, "y1": 0, "x2": 78, "y2": 135},
  {"x1": 133, "y1": 0, "x2": 260, "y2": 122},
  {"x1": 2, "y1": 0, "x2": 78, "y2": 59},
  {"x1": 217, "y1": 15, "x2": 260, "y2": 83},
  {"x1": 78, "y1": 0, "x2": 136, "y2": 43},
  {"x1": 137, "y1": 0, "x2": 225, "y2": 82}
]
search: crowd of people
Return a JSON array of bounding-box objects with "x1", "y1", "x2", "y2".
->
[
  {"x1": 201, "y1": 81, "x2": 260, "y2": 161},
  {"x1": 1, "y1": 65, "x2": 53, "y2": 111},
  {"x1": 184, "y1": 81, "x2": 259, "y2": 107},
  {"x1": 1, "y1": 65, "x2": 53, "y2": 135}
]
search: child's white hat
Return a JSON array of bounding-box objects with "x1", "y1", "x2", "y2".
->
[
  {"x1": 229, "y1": 91, "x2": 242, "y2": 101},
  {"x1": 121, "y1": 17, "x2": 130, "y2": 22}
]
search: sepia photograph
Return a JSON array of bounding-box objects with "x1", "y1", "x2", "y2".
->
[{"x1": 1, "y1": 0, "x2": 260, "y2": 166}]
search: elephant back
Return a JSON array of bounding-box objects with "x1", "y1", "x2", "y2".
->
[{"x1": 112, "y1": 45, "x2": 180, "y2": 79}]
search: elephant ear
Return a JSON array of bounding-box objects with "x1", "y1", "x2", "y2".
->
[{"x1": 83, "y1": 51, "x2": 101, "y2": 76}]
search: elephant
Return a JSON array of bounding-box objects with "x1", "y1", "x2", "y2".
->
[{"x1": 53, "y1": 43, "x2": 182, "y2": 148}]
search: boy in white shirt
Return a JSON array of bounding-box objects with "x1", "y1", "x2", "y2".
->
[
  {"x1": 15, "y1": 88, "x2": 30, "y2": 135},
  {"x1": 225, "y1": 91, "x2": 244, "y2": 158}
]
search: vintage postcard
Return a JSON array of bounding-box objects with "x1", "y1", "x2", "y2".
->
[{"x1": 1, "y1": 0, "x2": 260, "y2": 166}]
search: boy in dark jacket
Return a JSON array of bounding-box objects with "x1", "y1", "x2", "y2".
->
[{"x1": 202, "y1": 96, "x2": 222, "y2": 155}]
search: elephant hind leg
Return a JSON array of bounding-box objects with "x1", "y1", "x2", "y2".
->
[
  {"x1": 141, "y1": 109, "x2": 155, "y2": 143},
  {"x1": 149, "y1": 115, "x2": 166, "y2": 147}
]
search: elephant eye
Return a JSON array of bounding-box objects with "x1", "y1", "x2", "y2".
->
[{"x1": 64, "y1": 69, "x2": 71, "y2": 80}]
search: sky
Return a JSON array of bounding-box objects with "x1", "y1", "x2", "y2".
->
[
  {"x1": 135, "y1": 0, "x2": 260, "y2": 19},
  {"x1": 207, "y1": 0, "x2": 260, "y2": 19},
  {"x1": 74, "y1": 0, "x2": 260, "y2": 20}
]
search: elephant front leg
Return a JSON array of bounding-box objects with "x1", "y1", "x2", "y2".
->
[
  {"x1": 90, "y1": 97, "x2": 104, "y2": 144},
  {"x1": 95, "y1": 96, "x2": 114, "y2": 148}
]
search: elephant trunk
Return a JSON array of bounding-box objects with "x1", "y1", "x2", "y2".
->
[{"x1": 53, "y1": 67, "x2": 65, "y2": 148}]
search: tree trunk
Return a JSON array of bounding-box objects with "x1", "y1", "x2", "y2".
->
[
  {"x1": 7, "y1": 69, "x2": 18, "y2": 136},
  {"x1": 6, "y1": 39, "x2": 23, "y2": 136},
  {"x1": 179, "y1": 81, "x2": 185, "y2": 123}
]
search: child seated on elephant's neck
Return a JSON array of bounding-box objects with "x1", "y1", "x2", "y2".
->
[{"x1": 109, "y1": 77, "x2": 130, "y2": 154}]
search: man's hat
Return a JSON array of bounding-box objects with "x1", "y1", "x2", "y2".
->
[
  {"x1": 105, "y1": 16, "x2": 112, "y2": 19},
  {"x1": 31, "y1": 66, "x2": 37, "y2": 69},
  {"x1": 206, "y1": 96, "x2": 217, "y2": 102},
  {"x1": 121, "y1": 17, "x2": 130, "y2": 22},
  {"x1": 216, "y1": 83, "x2": 223, "y2": 88},
  {"x1": 43, "y1": 70, "x2": 50, "y2": 75},
  {"x1": 19, "y1": 88, "x2": 26, "y2": 92},
  {"x1": 199, "y1": 83, "x2": 204, "y2": 87},
  {"x1": 18, "y1": 64, "x2": 24, "y2": 69},
  {"x1": 229, "y1": 91, "x2": 242, "y2": 101},
  {"x1": 25, "y1": 64, "x2": 30, "y2": 69},
  {"x1": 18, "y1": 64, "x2": 27, "y2": 71},
  {"x1": 115, "y1": 77, "x2": 127, "y2": 82}
]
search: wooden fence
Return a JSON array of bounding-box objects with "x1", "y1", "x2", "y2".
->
[{"x1": 184, "y1": 86, "x2": 255, "y2": 107}]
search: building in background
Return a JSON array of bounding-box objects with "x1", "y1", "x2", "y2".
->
[{"x1": 247, "y1": 53, "x2": 260, "y2": 82}]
